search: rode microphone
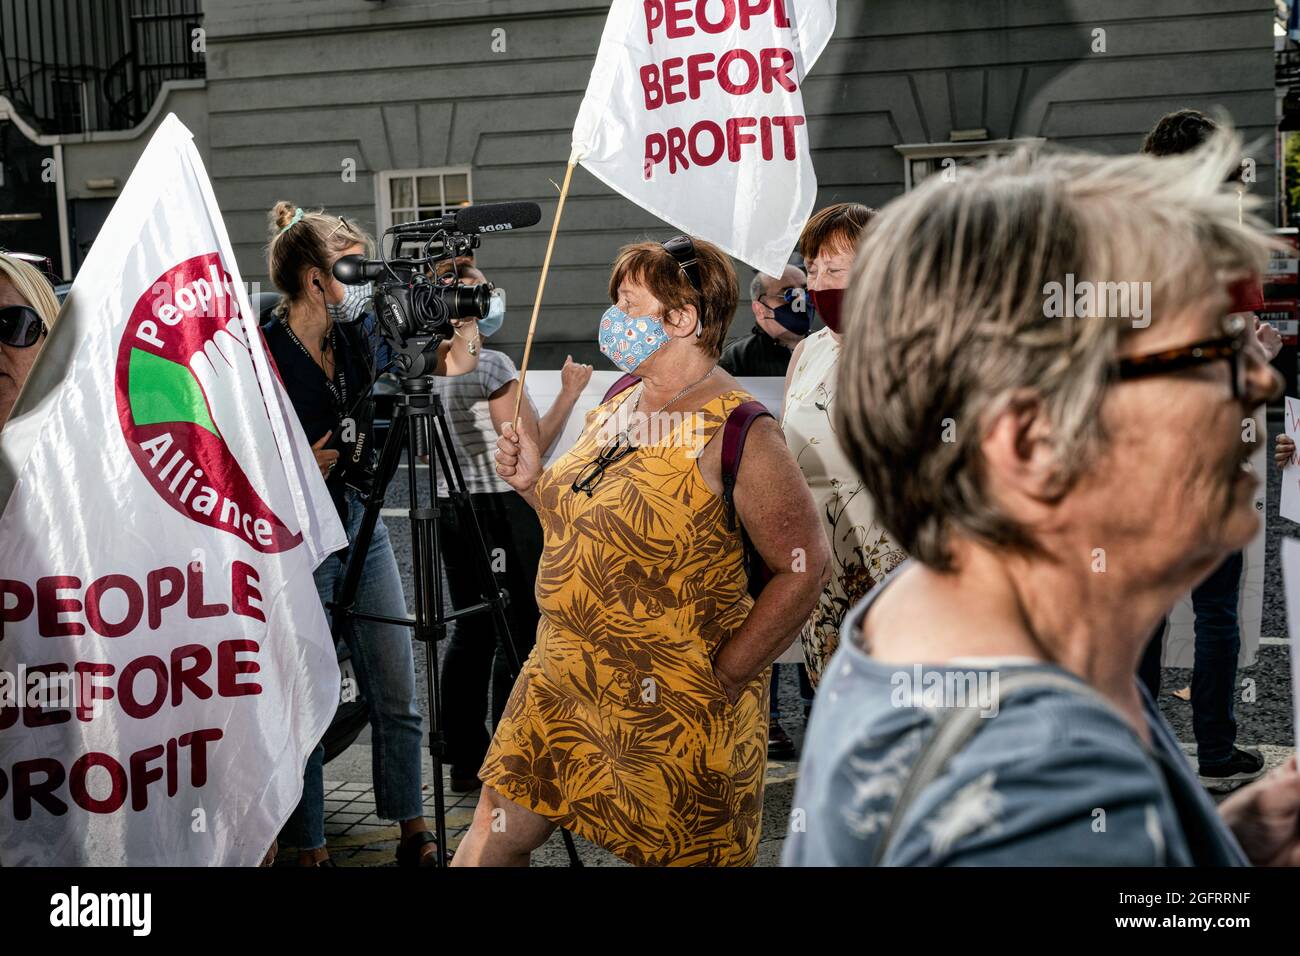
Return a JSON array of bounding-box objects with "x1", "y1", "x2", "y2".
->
[{"x1": 390, "y1": 201, "x2": 542, "y2": 236}]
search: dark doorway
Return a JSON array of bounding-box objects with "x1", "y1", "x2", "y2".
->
[
  {"x1": 0, "y1": 118, "x2": 59, "y2": 269},
  {"x1": 70, "y1": 196, "x2": 117, "y2": 274}
]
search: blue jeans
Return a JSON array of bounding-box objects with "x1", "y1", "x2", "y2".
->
[
  {"x1": 1137, "y1": 551, "x2": 1243, "y2": 768},
  {"x1": 438, "y1": 491, "x2": 542, "y2": 776},
  {"x1": 770, "y1": 664, "x2": 815, "y2": 718},
  {"x1": 288, "y1": 489, "x2": 424, "y2": 850},
  {"x1": 1189, "y1": 551, "x2": 1244, "y2": 767}
]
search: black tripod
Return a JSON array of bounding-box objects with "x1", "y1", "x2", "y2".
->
[{"x1": 327, "y1": 367, "x2": 582, "y2": 867}]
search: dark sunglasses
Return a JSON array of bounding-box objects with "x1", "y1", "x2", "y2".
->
[
  {"x1": 663, "y1": 235, "x2": 702, "y2": 294},
  {"x1": 0, "y1": 305, "x2": 47, "y2": 348},
  {"x1": 1114, "y1": 314, "x2": 1251, "y2": 400},
  {"x1": 571, "y1": 431, "x2": 636, "y2": 497}
]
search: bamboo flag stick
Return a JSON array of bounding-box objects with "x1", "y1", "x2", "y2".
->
[{"x1": 513, "y1": 159, "x2": 578, "y2": 424}]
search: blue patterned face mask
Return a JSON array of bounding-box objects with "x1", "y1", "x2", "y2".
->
[
  {"x1": 598, "y1": 305, "x2": 668, "y2": 373},
  {"x1": 478, "y1": 288, "x2": 505, "y2": 337}
]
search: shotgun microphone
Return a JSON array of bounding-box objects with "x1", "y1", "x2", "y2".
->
[{"x1": 390, "y1": 201, "x2": 542, "y2": 236}]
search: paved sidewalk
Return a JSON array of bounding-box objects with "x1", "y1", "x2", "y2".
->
[
  {"x1": 275, "y1": 753, "x2": 801, "y2": 866},
  {"x1": 275, "y1": 709, "x2": 1294, "y2": 866}
]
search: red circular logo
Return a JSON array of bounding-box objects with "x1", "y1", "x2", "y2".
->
[{"x1": 114, "y1": 252, "x2": 301, "y2": 554}]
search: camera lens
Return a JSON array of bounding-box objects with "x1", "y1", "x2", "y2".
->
[{"x1": 443, "y1": 283, "x2": 491, "y2": 321}]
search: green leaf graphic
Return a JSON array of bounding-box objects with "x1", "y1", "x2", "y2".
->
[{"x1": 129, "y1": 348, "x2": 217, "y2": 435}]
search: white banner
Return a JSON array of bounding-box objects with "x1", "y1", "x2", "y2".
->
[
  {"x1": 1282, "y1": 538, "x2": 1300, "y2": 752},
  {"x1": 1282, "y1": 397, "x2": 1300, "y2": 524},
  {"x1": 0, "y1": 114, "x2": 345, "y2": 865},
  {"x1": 571, "y1": 0, "x2": 837, "y2": 277}
]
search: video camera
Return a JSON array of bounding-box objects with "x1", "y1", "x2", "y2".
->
[{"x1": 332, "y1": 201, "x2": 541, "y2": 378}]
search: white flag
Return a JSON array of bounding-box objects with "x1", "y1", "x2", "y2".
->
[
  {"x1": 0, "y1": 114, "x2": 345, "y2": 865},
  {"x1": 571, "y1": 0, "x2": 836, "y2": 277}
]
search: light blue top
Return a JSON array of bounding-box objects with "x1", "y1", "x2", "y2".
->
[{"x1": 782, "y1": 565, "x2": 1249, "y2": 867}]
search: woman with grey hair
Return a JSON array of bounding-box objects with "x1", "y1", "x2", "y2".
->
[{"x1": 784, "y1": 132, "x2": 1300, "y2": 866}]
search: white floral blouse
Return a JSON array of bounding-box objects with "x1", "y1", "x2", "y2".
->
[{"x1": 781, "y1": 327, "x2": 906, "y2": 686}]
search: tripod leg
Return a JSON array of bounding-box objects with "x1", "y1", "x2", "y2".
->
[
  {"x1": 408, "y1": 407, "x2": 450, "y2": 867},
  {"x1": 561, "y1": 828, "x2": 583, "y2": 867},
  {"x1": 326, "y1": 402, "x2": 455, "y2": 865},
  {"x1": 429, "y1": 407, "x2": 525, "y2": 679}
]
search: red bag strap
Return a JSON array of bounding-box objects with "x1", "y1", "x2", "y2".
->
[
  {"x1": 722, "y1": 400, "x2": 774, "y2": 531},
  {"x1": 601, "y1": 373, "x2": 641, "y2": 404}
]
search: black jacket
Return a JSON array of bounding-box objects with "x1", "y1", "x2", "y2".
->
[{"x1": 718, "y1": 326, "x2": 794, "y2": 377}]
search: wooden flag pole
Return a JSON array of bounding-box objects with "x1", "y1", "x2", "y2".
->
[{"x1": 513, "y1": 159, "x2": 578, "y2": 424}]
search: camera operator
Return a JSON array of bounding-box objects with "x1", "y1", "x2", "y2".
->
[
  {"x1": 429, "y1": 254, "x2": 592, "y2": 792},
  {"x1": 263, "y1": 201, "x2": 450, "y2": 867}
]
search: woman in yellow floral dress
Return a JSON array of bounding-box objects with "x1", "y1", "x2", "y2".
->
[
  {"x1": 452, "y1": 237, "x2": 829, "y2": 867},
  {"x1": 783, "y1": 204, "x2": 908, "y2": 687}
]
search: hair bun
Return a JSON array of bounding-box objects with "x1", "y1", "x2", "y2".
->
[{"x1": 270, "y1": 200, "x2": 298, "y2": 234}]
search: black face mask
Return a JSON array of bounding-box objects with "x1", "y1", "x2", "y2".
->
[
  {"x1": 0, "y1": 305, "x2": 46, "y2": 348},
  {"x1": 770, "y1": 301, "x2": 811, "y2": 337},
  {"x1": 764, "y1": 288, "x2": 813, "y2": 337}
]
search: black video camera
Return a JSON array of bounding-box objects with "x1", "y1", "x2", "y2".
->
[{"x1": 332, "y1": 201, "x2": 540, "y2": 378}]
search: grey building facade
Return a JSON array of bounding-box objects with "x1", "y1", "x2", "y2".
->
[{"x1": 2, "y1": 0, "x2": 1280, "y2": 366}]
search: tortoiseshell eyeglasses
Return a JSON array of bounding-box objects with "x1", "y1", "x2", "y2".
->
[{"x1": 1114, "y1": 314, "x2": 1253, "y2": 400}]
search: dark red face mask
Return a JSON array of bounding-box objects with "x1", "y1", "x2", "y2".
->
[
  {"x1": 810, "y1": 288, "x2": 846, "y2": 334},
  {"x1": 1227, "y1": 274, "x2": 1264, "y2": 314}
]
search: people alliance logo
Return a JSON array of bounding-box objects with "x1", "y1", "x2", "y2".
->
[{"x1": 114, "y1": 252, "x2": 301, "y2": 553}]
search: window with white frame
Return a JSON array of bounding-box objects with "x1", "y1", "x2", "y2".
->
[
  {"x1": 377, "y1": 167, "x2": 472, "y2": 230},
  {"x1": 895, "y1": 139, "x2": 1045, "y2": 191}
]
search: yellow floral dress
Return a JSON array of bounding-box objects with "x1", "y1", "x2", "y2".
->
[
  {"x1": 783, "y1": 328, "x2": 907, "y2": 686},
  {"x1": 478, "y1": 387, "x2": 768, "y2": 866}
]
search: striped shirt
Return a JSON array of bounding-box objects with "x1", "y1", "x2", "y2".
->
[{"x1": 429, "y1": 349, "x2": 517, "y2": 496}]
